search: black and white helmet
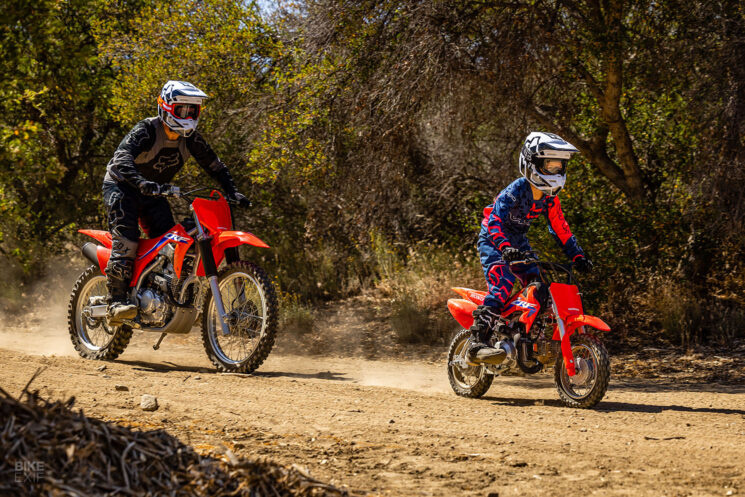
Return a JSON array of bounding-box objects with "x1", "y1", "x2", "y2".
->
[
  {"x1": 519, "y1": 132, "x2": 579, "y2": 196},
  {"x1": 157, "y1": 81, "x2": 208, "y2": 137}
]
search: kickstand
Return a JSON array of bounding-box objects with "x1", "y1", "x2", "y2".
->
[{"x1": 153, "y1": 333, "x2": 167, "y2": 351}]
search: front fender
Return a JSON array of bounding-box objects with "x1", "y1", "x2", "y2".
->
[
  {"x1": 552, "y1": 314, "x2": 611, "y2": 340},
  {"x1": 197, "y1": 230, "x2": 271, "y2": 276},
  {"x1": 553, "y1": 314, "x2": 611, "y2": 377},
  {"x1": 566, "y1": 314, "x2": 611, "y2": 334},
  {"x1": 216, "y1": 230, "x2": 270, "y2": 250}
]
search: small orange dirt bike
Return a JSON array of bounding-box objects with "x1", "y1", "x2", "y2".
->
[
  {"x1": 446, "y1": 258, "x2": 611, "y2": 408},
  {"x1": 68, "y1": 187, "x2": 278, "y2": 373}
]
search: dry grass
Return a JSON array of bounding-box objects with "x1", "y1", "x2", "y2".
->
[{"x1": 373, "y1": 238, "x2": 484, "y2": 344}]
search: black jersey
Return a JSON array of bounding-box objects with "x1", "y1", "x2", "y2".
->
[{"x1": 104, "y1": 117, "x2": 226, "y2": 186}]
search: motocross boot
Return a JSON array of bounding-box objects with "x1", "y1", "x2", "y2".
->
[
  {"x1": 105, "y1": 237, "x2": 138, "y2": 322},
  {"x1": 467, "y1": 305, "x2": 507, "y2": 365},
  {"x1": 107, "y1": 290, "x2": 137, "y2": 322}
]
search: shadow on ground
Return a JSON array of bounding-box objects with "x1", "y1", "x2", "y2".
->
[
  {"x1": 484, "y1": 395, "x2": 745, "y2": 416},
  {"x1": 115, "y1": 359, "x2": 353, "y2": 382}
]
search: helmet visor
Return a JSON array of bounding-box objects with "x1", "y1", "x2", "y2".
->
[
  {"x1": 173, "y1": 103, "x2": 201, "y2": 119},
  {"x1": 538, "y1": 159, "x2": 566, "y2": 176}
]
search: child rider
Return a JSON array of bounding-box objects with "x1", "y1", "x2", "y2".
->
[{"x1": 468, "y1": 132, "x2": 593, "y2": 364}]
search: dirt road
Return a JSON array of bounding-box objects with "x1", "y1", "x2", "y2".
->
[{"x1": 1, "y1": 324, "x2": 743, "y2": 497}]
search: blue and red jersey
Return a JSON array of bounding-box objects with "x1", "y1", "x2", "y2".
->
[{"x1": 478, "y1": 177, "x2": 584, "y2": 265}]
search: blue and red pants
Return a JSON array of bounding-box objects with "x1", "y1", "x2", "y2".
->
[{"x1": 478, "y1": 238, "x2": 540, "y2": 310}]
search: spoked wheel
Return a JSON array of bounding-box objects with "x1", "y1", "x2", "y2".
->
[
  {"x1": 201, "y1": 261, "x2": 279, "y2": 373},
  {"x1": 68, "y1": 266, "x2": 133, "y2": 360},
  {"x1": 447, "y1": 329, "x2": 493, "y2": 398},
  {"x1": 554, "y1": 333, "x2": 610, "y2": 408}
]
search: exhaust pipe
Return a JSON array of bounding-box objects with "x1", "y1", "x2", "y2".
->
[{"x1": 81, "y1": 242, "x2": 100, "y2": 266}]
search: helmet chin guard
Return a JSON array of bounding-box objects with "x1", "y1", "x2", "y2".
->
[
  {"x1": 519, "y1": 132, "x2": 578, "y2": 196},
  {"x1": 157, "y1": 81, "x2": 208, "y2": 138}
]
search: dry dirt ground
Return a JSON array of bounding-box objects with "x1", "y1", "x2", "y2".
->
[{"x1": 1, "y1": 299, "x2": 744, "y2": 497}]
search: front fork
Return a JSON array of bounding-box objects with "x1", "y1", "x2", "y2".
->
[{"x1": 192, "y1": 206, "x2": 231, "y2": 336}]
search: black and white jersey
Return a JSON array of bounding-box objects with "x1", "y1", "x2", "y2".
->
[{"x1": 104, "y1": 117, "x2": 226, "y2": 186}]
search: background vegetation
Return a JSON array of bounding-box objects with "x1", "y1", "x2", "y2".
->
[{"x1": 2, "y1": 0, "x2": 744, "y2": 349}]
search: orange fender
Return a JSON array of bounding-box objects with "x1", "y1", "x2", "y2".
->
[
  {"x1": 79, "y1": 229, "x2": 112, "y2": 248},
  {"x1": 95, "y1": 245, "x2": 111, "y2": 275},
  {"x1": 216, "y1": 230, "x2": 270, "y2": 250},
  {"x1": 197, "y1": 230, "x2": 271, "y2": 276},
  {"x1": 553, "y1": 314, "x2": 610, "y2": 377},
  {"x1": 451, "y1": 287, "x2": 487, "y2": 305},
  {"x1": 566, "y1": 314, "x2": 611, "y2": 334},
  {"x1": 448, "y1": 298, "x2": 477, "y2": 330},
  {"x1": 552, "y1": 314, "x2": 611, "y2": 340}
]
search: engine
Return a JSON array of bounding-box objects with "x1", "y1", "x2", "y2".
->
[
  {"x1": 136, "y1": 253, "x2": 178, "y2": 327},
  {"x1": 138, "y1": 287, "x2": 170, "y2": 326}
]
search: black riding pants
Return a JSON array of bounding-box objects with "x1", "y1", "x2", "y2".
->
[{"x1": 102, "y1": 181, "x2": 175, "y2": 292}]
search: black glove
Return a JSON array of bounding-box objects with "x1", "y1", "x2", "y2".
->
[
  {"x1": 501, "y1": 246, "x2": 523, "y2": 263},
  {"x1": 138, "y1": 181, "x2": 178, "y2": 197},
  {"x1": 574, "y1": 255, "x2": 593, "y2": 273},
  {"x1": 137, "y1": 180, "x2": 162, "y2": 196},
  {"x1": 226, "y1": 191, "x2": 252, "y2": 208}
]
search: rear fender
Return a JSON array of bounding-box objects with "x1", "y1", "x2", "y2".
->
[
  {"x1": 94, "y1": 246, "x2": 111, "y2": 275},
  {"x1": 451, "y1": 287, "x2": 486, "y2": 305},
  {"x1": 448, "y1": 298, "x2": 477, "y2": 330},
  {"x1": 79, "y1": 229, "x2": 113, "y2": 248}
]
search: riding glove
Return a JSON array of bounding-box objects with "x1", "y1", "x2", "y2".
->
[
  {"x1": 502, "y1": 247, "x2": 523, "y2": 263},
  {"x1": 574, "y1": 255, "x2": 593, "y2": 273}
]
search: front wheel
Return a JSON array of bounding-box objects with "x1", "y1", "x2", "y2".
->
[
  {"x1": 201, "y1": 261, "x2": 279, "y2": 373},
  {"x1": 554, "y1": 333, "x2": 610, "y2": 408},
  {"x1": 447, "y1": 329, "x2": 493, "y2": 398}
]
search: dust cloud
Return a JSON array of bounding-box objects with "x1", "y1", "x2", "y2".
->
[
  {"x1": 0, "y1": 257, "x2": 81, "y2": 357},
  {"x1": 352, "y1": 361, "x2": 448, "y2": 393}
]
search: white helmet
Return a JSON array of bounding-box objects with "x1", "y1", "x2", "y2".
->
[
  {"x1": 519, "y1": 132, "x2": 579, "y2": 196},
  {"x1": 157, "y1": 81, "x2": 207, "y2": 137}
]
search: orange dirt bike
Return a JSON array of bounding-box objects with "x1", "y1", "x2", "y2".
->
[
  {"x1": 446, "y1": 257, "x2": 611, "y2": 408},
  {"x1": 68, "y1": 187, "x2": 279, "y2": 373}
]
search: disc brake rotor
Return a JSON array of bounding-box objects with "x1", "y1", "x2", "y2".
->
[{"x1": 570, "y1": 357, "x2": 593, "y2": 385}]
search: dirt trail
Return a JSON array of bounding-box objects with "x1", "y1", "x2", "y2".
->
[{"x1": 0, "y1": 324, "x2": 744, "y2": 497}]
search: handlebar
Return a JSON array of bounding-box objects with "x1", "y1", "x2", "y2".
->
[
  {"x1": 506, "y1": 256, "x2": 578, "y2": 286},
  {"x1": 169, "y1": 186, "x2": 249, "y2": 207}
]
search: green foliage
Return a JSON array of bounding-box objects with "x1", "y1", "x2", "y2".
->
[{"x1": 0, "y1": 0, "x2": 125, "y2": 277}]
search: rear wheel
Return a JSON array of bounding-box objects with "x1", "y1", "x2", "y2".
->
[
  {"x1": 447, "y1": 329, "x2": 493, "y2": 398},
  {"x1": 68, "y1": 266, "x2": 132, "y2": 360},
  {"x1": 201, "y1": 261, "x2": 279, "y2": 373},
  {"x1": 554, "y1": 333, "x2": 610, "y2": 408}
]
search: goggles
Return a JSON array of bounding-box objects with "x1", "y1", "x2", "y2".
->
[
  {"x1": 538, "y1": 159, "x2": 566, "y2": 175},
  {"x1": 173, "y1": 103, "x2": 200, "y2": 119},
  {"x1": 159, "y1": 96, "x2": 201, "y2": 120}
]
